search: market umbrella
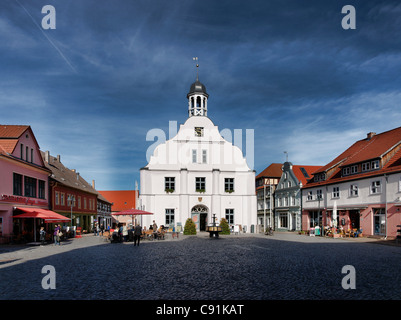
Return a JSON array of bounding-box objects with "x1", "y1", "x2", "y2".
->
[
  {"x1": 333, "y1": 201, "x2": 338, "y2": 228},
  {"x1": 111, "y1": 209, "x2": 154, "y2": 227}
]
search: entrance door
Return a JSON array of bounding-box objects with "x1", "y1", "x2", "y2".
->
[
  {"x1": 374, "y1": 208, "x2": 386, "y2": 235},
  {"x1": 191, "y1": 205, "x2": 208, "y2": 232},
  {"x1": 349, "y1": 210, "x2": 360, "y2": 229},
  {"x1": 200, "y1": 213, "x2": 207, "y2": 231}
]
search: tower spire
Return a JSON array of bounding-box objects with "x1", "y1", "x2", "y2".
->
[{"x1": 188, "y1": 57, "x2": 208, "y2": 118}]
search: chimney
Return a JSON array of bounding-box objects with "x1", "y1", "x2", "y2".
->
[
  {"x1": 57, "y1": 155, "x2": 61, "y2": 162},
  {"x1": 45, "y1": 151, "x2": 50, "y2": 163},
  {"x1": 367, "y1": 132, "x2": 376, "y2": 140},
  {"x1": 92, "y1": 180, "x2": 95, "y2": 189},
  {"x1": 76, "y1": 172, "x2": 80, "y2": 180}
]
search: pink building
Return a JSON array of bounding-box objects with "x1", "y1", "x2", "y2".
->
[{"x1": 0, "y1": 125, "x2": 51, "y2": 242}]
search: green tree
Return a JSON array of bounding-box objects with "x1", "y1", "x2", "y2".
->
[
  {"x1": 220, "y1": 218, "x2": 231, "y2": 235},
  {"x1": 183, "y1": 218, "x2": 197, "y2": 235}
]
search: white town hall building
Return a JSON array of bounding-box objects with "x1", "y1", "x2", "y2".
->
[{"x1": 139, "y1": 74, "x2": 257, "y2": 232}]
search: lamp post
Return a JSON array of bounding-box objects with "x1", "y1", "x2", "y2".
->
[{"x1": 68, "y1": 195, "x2": 75, "y2": 237}]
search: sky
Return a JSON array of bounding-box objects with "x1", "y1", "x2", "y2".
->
[{"x1": 1, "y1": 0, "x2": 401, "y2": 191}]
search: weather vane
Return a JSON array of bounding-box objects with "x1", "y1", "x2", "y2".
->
[{"x1": 193, "y1": 57, "x2": 199, "y2": 80}]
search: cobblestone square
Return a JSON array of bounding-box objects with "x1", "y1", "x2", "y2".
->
[{"x1": 1, "y1": 232, "x2": 400, "y2": 301}]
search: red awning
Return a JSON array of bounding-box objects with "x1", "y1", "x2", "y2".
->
[
  {"x1": 14, "y1": 207, "x2": 70, "y2": 223},
  {"x1": 111, "y1": 208, "x2": 154, "y2": 216}
]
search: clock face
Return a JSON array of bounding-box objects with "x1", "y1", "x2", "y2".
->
[{"x1": 195, "y1": 127, "x2": 204, "y2": 137}]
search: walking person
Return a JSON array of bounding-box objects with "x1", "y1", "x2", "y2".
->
[
  {"x1": 133, "y1": 223, "x2": 142, "y2": 246},
  {"x1": 53, "y1": 224, "x2": 60, "y2": 246},
  {"x1": 40, "y1": 226, "x2": 46, "y2": 246}
]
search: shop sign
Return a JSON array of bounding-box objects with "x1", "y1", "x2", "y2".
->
[{"x1": 0, "y1": 194, "x2": 47, "y2": 206}]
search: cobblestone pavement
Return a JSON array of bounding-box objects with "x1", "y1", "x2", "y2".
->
[{"x1": 0, "y1": 232, "x2": 401, "y2": 300}]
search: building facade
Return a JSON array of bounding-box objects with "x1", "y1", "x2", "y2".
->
[
  {"x1": 255, "y1": 163, "x2": 282, "y2": 232},
  {"x1": 0, "y1": 125, "x2": 51, "y2": 242},
  {"x1": 140, "y1": 76, "x2": 257, "y2": 232},
  {"x1": 302, "y1": 127, "x2": 401, "y2": 238},
  {"x1": 274, "y1": 162, "x2": 320, "y2": 231},
  {"x1": 42, "y1": 151, "x2": 98, "y2": 233}
]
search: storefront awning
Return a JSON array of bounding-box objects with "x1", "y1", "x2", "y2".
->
[{"x1": 13, "y1": 207, "x2": 70, "y2": 223}]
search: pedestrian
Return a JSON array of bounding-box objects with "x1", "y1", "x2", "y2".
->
[
  {"x1": 133, "y1": 223, "x2": 142, "y2": 246},
  {"x1": 100, "y1": 224, "x2": 104, "y2": 236},
  {"x1": 152, "y1": 220, "x2": 158, "y2": 240},
  {"x1": 53, "y1": 224, "x2": 61, "y2": 246},
  {"x1": 93, "y1": 222, "x2": 98, "y2": 236},
  {"x1": 40, "y1": 226, "x2": 46, "y2": 246}
]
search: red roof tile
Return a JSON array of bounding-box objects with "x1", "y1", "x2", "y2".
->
[
  {"x1": 98, "y1": 190, "x2": 138, "y2": 212},
  {"x1": 0, "y1": 125, "x2": 29, "y2": 138},
  {"x1": 292, "y1": 165, "x2": 322, "y2": 185},
  {"x1": 256, "y1": 163, "x2": 283, "y2": 179}
]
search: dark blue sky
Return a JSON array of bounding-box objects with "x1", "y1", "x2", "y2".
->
[{"x1": 1, "y1": 0, "x2": 401, "y2": 190}]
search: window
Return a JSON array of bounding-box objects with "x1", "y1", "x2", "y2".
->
[
  {"x1": 307, "y1": 191, "x2": 313, "y2": 201},
  {"x1": 371, "y1": 160, "x2": 380, "y2": 169},
  {"x1": 166, "y1": 209, "x2": 175, "y2": 225},
  {"x1": 362, "y1": 162, "x2": 371, "y2": 172},
  {"x1": 31, "y1": 149, "x2": 34, "y2": 163},
  {"x1": 225, "y1": 209, "x2": 234, "y2": 224},
  {"x1": 332, "y1": 186, "x2": 340, "y2": 198},
  {"x1": 24, "y1": 176, "x2": 37, "y2": 197},
  {"x1": 78, "y1": 196, "x2": 81, "y2": 209},
  {"x1": 26, "y1": 146, "x2": 28, "y2": 162},
  {"x1": 13, "y1": 173, "x2": 23, "y2": 196},
  {"x1": 371, "y1": 180, "x2": 381, "y2": 194},
  {"x1": 350, "y1": 184, "x2": 358, "y2": 197},
  {"x1": 165, "y1": 177, "x2": 175, "y2": 192},
  {"x1": 195, "y1": 177, "x2": 206, "y2": 192},
  {"x1": 84, "y1": 197, "x2": 87, "y2": 209},
  {"x1": 38, "y1": 180, "x2": 45, "y2": 199},
  {"x1": 316, "y1": 189, "x2": 323, "y2": 200},
  {"x1": 20, "y1": 144, "x2": 23, "y2": 160},
  {"x1": 351, "y1": 165, "x2": 358, "y2": 174},
  {"x1": 192, "y1": 149, "x2": 197, "y2": 163},
  {"x1": 225, "y1": 178, "x2": 234, "y2": 192},
  {"x1": 61, "y1": 193, "x2": 65, "y2": 206},
  {"x1": 342, "y1": 167, "x2": 350, "y2": 176},
  {"x1": 202, "y1": 150, "x2": 207, "y2": 163},
  {"x1": 55, "y1": 191, "x2": 60, "y2": 205}
]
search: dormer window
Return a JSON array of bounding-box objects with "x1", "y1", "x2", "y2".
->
[
  {"x1": 371, "y1": 160, "x2": 380, "y2": 170},
  {"x1": 362, "y1": 162, "x2": 371, "y2": 172}
]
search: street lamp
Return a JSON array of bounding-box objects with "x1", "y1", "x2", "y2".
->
[{"x1": 68, "y1": 195, "x2": 75, "y2": 236}]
